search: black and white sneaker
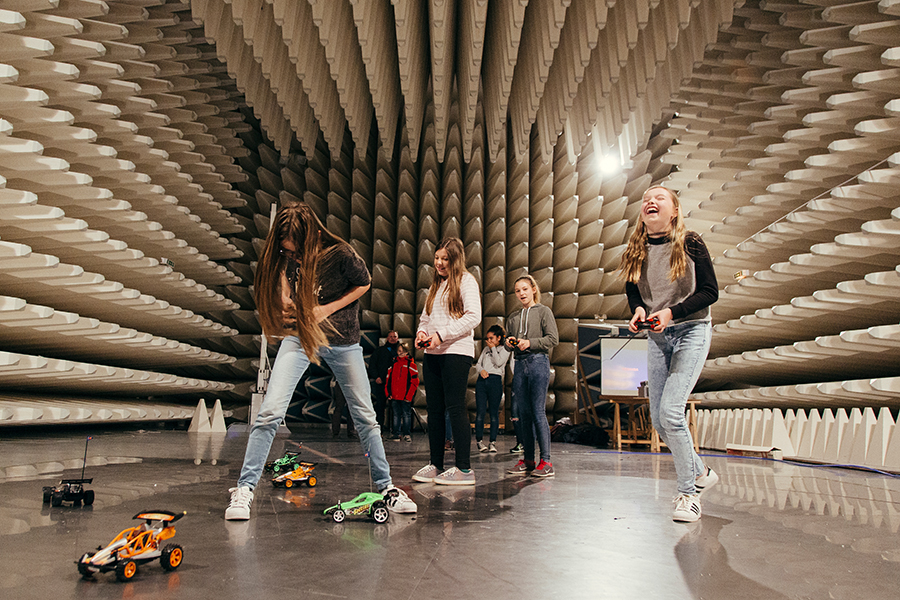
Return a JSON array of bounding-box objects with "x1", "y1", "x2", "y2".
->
[
  {"x1": 382, "y1": 485, "x2": 417, "y2": 513},
  {"x1": 695, "y1": 466, "x2": 719, "y2": 495},
  {"x1": 673, "y1": 494, "x2": 702, "y2": 522}
]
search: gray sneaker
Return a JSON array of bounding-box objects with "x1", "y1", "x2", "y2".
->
[
  {"x1": 507, "y1": 460, "x2": 534, "y2": 475},
  {"x1": 412, "y1": 464, "x2": 438, "y2": 483},
  {"x1": 488, "y1": 442, "x2": 497, "y2": 453},
  {"x1": 477, "y1": 440, "x2": 488, "y2": 453},
  {"x1": 433, "y1": 467, "x2": 475, "y2": 486},
  {"x1": 403, "y1": 435, "x2": 412, "y2": 443},
  {"x1": 225, "y1": 486, "x2": 253, "y2": 521}
]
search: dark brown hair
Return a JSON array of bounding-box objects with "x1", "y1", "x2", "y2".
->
[{"x1": 254, "y1": 203, "x2": 345, "y2": 363}]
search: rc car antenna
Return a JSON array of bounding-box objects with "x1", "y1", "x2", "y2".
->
[{"x1": 81, "y1": 436, "x2": 92, "y2": 480}]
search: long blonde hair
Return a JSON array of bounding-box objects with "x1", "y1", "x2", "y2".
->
[
  {"x1": 254, "y1": 203, "x2": 344, "y2": 364},
  {"x1": 618, "y1": 186, "x2": 688, "y2": 284},
  {"x1": 425, "y1": 237, "x2": 467, "y2": 317}
]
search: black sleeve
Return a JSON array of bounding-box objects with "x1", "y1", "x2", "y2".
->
[
  {"x1": 625, "y1": 281, "x2": 646, "y2": 315},
  {"x1": 670, "y1": 233, "x2": 719, "y2": 320}
]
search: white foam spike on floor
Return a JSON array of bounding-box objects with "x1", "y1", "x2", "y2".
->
[
  {"x1": 837, "y1": 408, "x2": 863, "y2": 465},
  {"x1": 824, "y1": 408, "x2": 850, "y2": 463},
  {"x1": 796, "y1": 409, "x2": 820, "y2": 459},
  {"x1": 784, "y1": 409, "x2": 796, "y2": 440},
  {"x1": 810, "y1": 409, "x2": 835, "y2": 462},
  {"x1": 753, "y1": 409, "x2": 769, "y2": 447},
  {"x1": 790, "y1": 409, "x2": 808, "y2": 455},
  {"x1": 725, "y1": 409, "x2": 739, "y2": 447},
  {"x1": 188, "y1": 398, "x2": 211, "y2": 433},
  {"x1": 848, "y1": 407, "x2": 877, "y2": 466},
  {"x1": 717, "y1": 409, "x2": 732, "y2": 450},
  {"x1": 769, "y1": 409, "x2": 796, "y2": 458},
  {"x1": 866, "y1": 407, "x2": 896, "y2": 469},
  {"x1": 209, "y1": 398, "x2": 227, "y2": 433}
]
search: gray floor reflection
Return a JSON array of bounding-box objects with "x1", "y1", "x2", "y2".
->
[{"x1": 1, "y1": 427, "x2": 899, "y2": 599}]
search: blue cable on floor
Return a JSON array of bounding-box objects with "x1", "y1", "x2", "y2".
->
[{"x1": 587, "y1": 448, "x2": 900, "y2": 478}]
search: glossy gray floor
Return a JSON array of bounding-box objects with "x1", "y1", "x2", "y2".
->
[{"x1": 2, "y1": 425, "x2": 899, "y2": 600}]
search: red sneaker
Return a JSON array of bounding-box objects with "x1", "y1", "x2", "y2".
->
[{"x1": 531, "y1": 460, "x2": 555, "y2": 478}]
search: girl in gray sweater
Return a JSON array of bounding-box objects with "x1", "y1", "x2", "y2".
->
[{"x1": 505, "y1": 275, "x2": 559, "y2": 477}]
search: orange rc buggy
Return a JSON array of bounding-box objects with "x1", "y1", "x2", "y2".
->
[{"x1": 77, "y1": 510, "x2": 186, "y2": 582}]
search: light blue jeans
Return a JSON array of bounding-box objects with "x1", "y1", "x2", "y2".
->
[
  {"x1": 648, "y1": 320, "x2": 711, "y2": 496},
  {"x1": 237, "y1": 338, "x2": 391, "y2": 491}
]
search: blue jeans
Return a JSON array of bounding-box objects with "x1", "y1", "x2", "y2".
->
[
  {"x1": 237, "y1": 338, "x2": 391, "y2": 490},
  {"x1": 648, "y1": 320, "x2": 711, "y2": 495},
  {"x1": 392, "y1": 400, "x2": 412, "y2": 436},
  {"x1": 475, "y1": 374, "x2": 503, "y2": 442},
  {"x1": 512, "y1": 353, "x2": 551, "y2": 463}
]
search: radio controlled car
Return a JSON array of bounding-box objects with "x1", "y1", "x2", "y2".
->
[
  {"x1": 77, "y1": 510, "x2": 185, "y2": 582},
  {"x1": 43, "y1": 436, "x2": 95, "y2": 507},
  {"x1": 272, "y1": 462, "x2": 318, "y2": 488},
  {"x1": 43, "y1": 479, "x2": 94, "y2": 507},
  {"x1": 323, "y1": 492, "x2": 389, "y2": 524},
  {"x1": 264, "y1": 447, "x2": 303, "y2": 474}
]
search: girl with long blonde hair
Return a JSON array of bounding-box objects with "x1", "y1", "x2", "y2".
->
[
  {"x1": 618, "y1": 185, "x2": 719, "y2": 522},
  {"x1": 504, "y1": 274, "x2": 559, "y2": 477}
]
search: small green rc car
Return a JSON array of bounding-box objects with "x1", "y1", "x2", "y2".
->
[
  {"x1": 323, "y1": 492, "x2": 389, "y2": 524},
  {"x1": 264, "y1": 449, "x2": 302, "y2": 474}
]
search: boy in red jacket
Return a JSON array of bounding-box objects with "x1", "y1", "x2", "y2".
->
[{"x1": 385, "y1": 344, "x2": 419, "y2": 442}]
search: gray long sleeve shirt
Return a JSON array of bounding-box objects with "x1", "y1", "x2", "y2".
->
[
  {"x1": 505, "y1": 304, "x2": 559, "y2": 358},
  {"x1": 474, "y1": 345, "x2": 511, "y2": 376}
]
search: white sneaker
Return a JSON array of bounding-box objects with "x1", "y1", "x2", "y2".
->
[
  {"x1": 225, "y1": 486, "x2": 254, "y2": 521},
  {"x1": 673, "y1": 494, "x2": 701, "y2": 523},
  {"x1": 477, "y1": 440, "x2": 488, "y2": 453},
  {"x1": 382, "y1": 485, "x2": 417, "y2": 513},
  {"x1": 488, "y1": 442, "x2": 497, "y2": 453},
  {"x1": 695, "y1": 466, "x2": 719, "y2": 495},
  {"x1": 412, "y1": 464, "x2": 438, "y2": 483}
]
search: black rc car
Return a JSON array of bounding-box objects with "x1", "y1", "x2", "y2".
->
[{"x1": 43, "y1": 478, "x2": 95, "y2": 507}]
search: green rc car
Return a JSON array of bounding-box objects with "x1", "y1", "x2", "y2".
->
[
  {"x1": 264, "y1": 449, "x2": 302, "y2": 474},
  {"x1": 323, "y1": 492, "x2": 389, "y2": 524}
]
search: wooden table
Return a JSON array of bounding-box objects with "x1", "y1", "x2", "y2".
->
[{"x1": 608, "y1": 397, "x2": 700, "y2": 453}]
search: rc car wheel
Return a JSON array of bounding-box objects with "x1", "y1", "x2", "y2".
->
[
  {"x1": 284, "y1": 479, "x2": 294, "y2": 488},
  {"x1": 42, "y1": 488, "x2": 52, "y2": 503},
  {"x1": 51, "y1": 491, "x2": 63, "y2": 507},
  {"x1": 307, "y1": 476, "x2": 317, "y2": 487},
  {"x1": 83, "y1": 490, "x2": 95, "y2": 506},
  {"x1": 273, "y1": 465, "x2": 281, "y2": 473},
  {"x1": 77, "y1": 553, "x2": 95, "y2": 579},
  {"x1": 116, "y1": 560, "x2": 138, "y2": 582},
  {"x1": 160, "y1": 544, "x2": 183, "y2": 571},
  {"x1": 371, "y1": 504, "x2": 389, "y2": 524},
  {"x1": 331, "y1": 509, "x2": 345, "y2": 523}
]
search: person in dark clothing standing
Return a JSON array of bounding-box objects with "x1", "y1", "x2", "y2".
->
[{"x1": 368, "y1": 330, "x2": 399, "y2": 427}]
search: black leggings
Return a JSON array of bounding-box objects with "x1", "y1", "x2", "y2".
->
[{"x1": 424, "y1": 353, "x2": 473, "y2": 470}]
